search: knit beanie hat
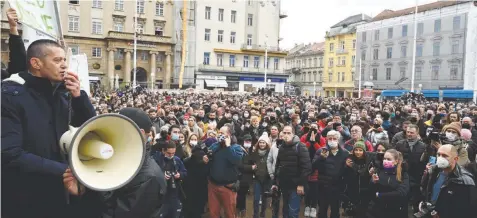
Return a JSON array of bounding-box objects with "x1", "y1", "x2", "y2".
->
[
  {"x1": 257, "y1": 132, "x2": 271, "y2": 145},
  {"x1": 443, "y1": 122, "x2": 462, "y2": 136},
  {"x1": 461, "y1": 129, "x2": 472, "y2": 141},
  {"x1": 353, "y1": 140, "x2": 367, "y2": 151}
]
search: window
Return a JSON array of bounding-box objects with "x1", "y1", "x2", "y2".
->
[
  {"x1": 341, "y1": 72, "x2": 345, "y2": 82},
  {"x1": 92, "y1": 20, "x2": 102, "y2": 34},
  {"x1": 415, "y1": 66, "x2": 422, "y2": 80},
  {"x1": 303, "y1": 59, "x2": 306, "y2": 68},
  {"x1": 402, "y1": 25, "x2": 408, "y2": 37},
  {"x1": 204, "y1": 29, "x2": 210, "y2": 41},
  {"x1": 218, "y1": 8, "x2": 224, "y2": 21},
  {"x1": 452, "y1": 40, "x2": 459, "y2": 54},
  {"x1": 217, "y1": 30, "x2": 223, "y2": 42},
  {"x1": 386, "y1": 47, "x2": 392, "y2": 59},
  {"x1": 361, "y1": 68, "x2": 365, "y2": 81},
  {"x1": 248, "y1": 14, "x2": 253, "y2": 26},
  {"x1": 155, "y1": 26, "x2": 163, "y2": 36},
  {"x1": 319, "y1": 58, "x2": 323, "y2": 67},
  {"x1": 248, "y1": 0, "x2": 252, "y2": 6},
  {"x1": 351, "y1": 55, "x2": 356, "y2": 65},
  {"x1": 386, "y1": 68, "x2": 391, "y2": 80},
  {"x1": 243, "y1": 56, "x2": 249, "y2": 67},
  {"x1": 329, "y1": 43, "x2": 334, "y2": 52},
  {"x1": 400, "y1": 67, "x2": 406, "y2": 78},
  {"x1": 401, "y1": 46, "x2": 407, "y2": 58},
  {"x1": 450, "y1": 65, "x2": 458, "y2": 80},
  {"x1": 341, "y1": 57, "x2": 346, "y2": 66},
  {"x1": 274, "y1": 58, "x2": 279, "y2": 70},
  {"x1": 361, "y1": 50, "x2": 366, "y2": 61},
  {"x1": 374, "y1": 30, "x2": 379, "y2": 40},
  {"x1": 264, "y1": 57, "x2": 270, "y2": 68},
  {"x1": 92, "y1": 47, "x2": 102, "y2": 57},
  {"x1": 156, "y1": 2, "x2": 164, "y2": 16},
  {"x1": 136, "y1": 23, "x2": 144, "y2": 34},
  {"x1": 136, "y1": 0, "x2": 144, "y2": 13},
  {"x1": 417, "y1": 44, "x2": 423, "y2": 57},
  {"x1": 434, "y1": 19, "x2": 441, "y2": 33},
  {"x1": 314, "y1": 58, "x2": 318, "y2": 67},
  {"x1": 68, "y1": 16, "x2": 79, "y2": 32},
  {"x1": 205, "y1": 7, "x2": 211, "y2": 19},
  {"x1": 417, "y1": 23, "x2": 424, "y2": 36},
  {"x1": 69, "y1": 0, "x2": 79, "y2": 4},
  {"x1": 114, "y1": 22, "x2": 123, "y2": 32},
  {"x1": 328, "y1": 58, "x2": 334, "y2": 67},
  {"x1": 229, "y1": 55, "x2": 235, "y2": 67},
  {"x1": 339, "y1": 41, "x2": 345, "y2": 50},
  {"x1": 433, "y1": 42, "x2": 440, "y2": 56},
  {"x1": 114, "y1": 49, "x2": 123, "y2": 60},
  {"x1": 92, "y1": 0, "x2": 102, "y2": 8},
  {"x1": 141, "y1": 51, "x2": 148, "y2": 61},
  {"x1": 453, "y1": 16, "x2": 461, "y2": 30},
  {"x1": 247, "y1": 34, "x2": 252, "y2": 46},
  {"x1": 203, "y1": 52, "x2": 210, "y2": 65},
  {"x1": 319, "y1": 71, "x2": 323, "y2": 81},
  {"x1": 115, "y1": 0, "x2": 123, "y2": 11},
  {"x1": 352, "y1": 39, "x2": 356, "y2": 49},
  {"x1": 432, "y1": 66, "x2": 439, "y2": 80},
  {"x1": 231, "y1": 10, "x2": 236, "y2": 23},
  {"x1": 373, "y1": 48, "x2": 379, "y2": 60},
  {"x1": 230, "y1": 31, "x2": 236, "y2": 43},
  {"x1": 253, "y1": 56, "x2": 259, "y2": 68},
  {"x1": 372, "y1": 68, "x2": 377, "y2": 80},
  {"x1": 388, "y1": 27, "x2": 393, "y2": 39},
  {"x1": 328, "y1": 73, "x2": 333, "y2": 82},
  {"x1": 70, "y1": 46, "x2": 79, "y2": 55},
  {"x1": 362, "y1": 32, "x2": 366, "y2": 42}
]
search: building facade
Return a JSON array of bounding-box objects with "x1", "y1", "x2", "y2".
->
[
  {"x1": 1, "y1": 0, "x2": 176, "y2": 89},
  {"x1": 323, "y1": 14, "x2": 371, "y2": 98},
  {"x1": 285, "y1": 42, "x2": 325, "y2": 96},
  {"x1": 194, "y1": 0, "x2": 288, "y2": 92},
  {"x1": 356, "y1": 1, "x2": 474, "y2": 91}
]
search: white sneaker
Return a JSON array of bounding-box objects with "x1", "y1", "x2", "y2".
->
[
  {"x1": 304, "y1": 206, "x2": 310, "y2": 217},
  {"x1": 310, "y1": 208, "x2": 317, "y2": 218}
]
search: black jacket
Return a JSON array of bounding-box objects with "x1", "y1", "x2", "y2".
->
[
  {"x1": 2, "y1": 72, "x2": 96, "y2": 218},
  {"x1": 7, "y1": 34, "x2": 26, "y2": 76},
  {"x1": 395, "y1": 139, "x2": 426, "y2": 186},
  {"x1": 275, "y1": 136, "x2": 311, "y2": 189},
  {"x1": 312, "y1": 145, "x2": 348, "y2": 190},
  {"x1": 369, "y1": 169, "x2": 410, "y2": 218}
]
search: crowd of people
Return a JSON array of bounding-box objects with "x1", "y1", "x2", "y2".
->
[{"x1": 2, "y1": 6, "x2": 477, "y2": 218}]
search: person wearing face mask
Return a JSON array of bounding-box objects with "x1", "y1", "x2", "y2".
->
[
  {"x1": 462, "y1": 117, "x2": 477, "y2": 144},
  {"x1": 368, "y1": 149, "x2": 410, "y2": 218},
  {"x1": 394, "y1": 125, "x2": 427, "y2": 214},
  {"x1": 169, "y1": 125, "x2": 186, "y2": 160},
  {"x1": 367, "y1": 118, "x2": 389, "y2": 148},
  {"x1": 236, "y1": 134, "x2": 254, "y2": 217},
  {"x1": 313, "y1": 130, "x2": 349, "y2": 218},
  {"x1": 435, "y1": 122, "x2": 470, "y2": 166},
  {"x1": 419, "y1": 144, "x2": 476, "y2": 218}
]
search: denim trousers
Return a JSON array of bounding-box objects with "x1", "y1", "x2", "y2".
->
[{"x1": 282, "y1": 189, "x2": 301, "y2": 218}]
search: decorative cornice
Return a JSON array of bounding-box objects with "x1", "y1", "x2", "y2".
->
[
  {"x1": 384, "y1": 62, "x2": 393, "y2": 66},
  {"x1": 430, "y1": 58, "x2": 442, "y2": 65},
  {"x1": 385, "y1": 41, "x2": 394, "y2": 46},
  {"x1": 124, "y1": 49, "x2": 133, "y2": 53},
  {"x1": 432, "y1": 35, "x2": 443, "y2": 41},
  {"x1": 154, "y1": 20, "x2": 166, "y2": 26},
  {"x1": 416, "y1": 38, "x2": 426, "y2": 43},
  {"x1": 371, "y1": 62, "x2": 380, "y2": 67},
  {"x1": 447, "y1": 57, "x2": 462, "y2": 64},
  {"x1": 373, "y1": 43, "x2": 380, "y2": 48},
  {"x1": 398, "y1": 60, "x2": 409, "y2": 66},
  {"x1": 149, "y1": 51, "x2": 159, "y2": 55},
  {"x1": 107, "y1": 48, "x2": 117, "y2": 52},
  {"x1": 415, "y1": 59, "x2": 425, "y2": 65},
  {"x1": 449, "y1": 33, "x2": 463, "y2": 39},
  {"x1": 360, "y1": 44, "x2": 368, "y2": 49},
  {"x1": 399, "y1": 40, "x2": 409, "y2": 45}
]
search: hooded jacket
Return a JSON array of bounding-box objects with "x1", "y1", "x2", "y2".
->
[{"x1": 274, "y1": 135, "x2": 312, "y2": 189}]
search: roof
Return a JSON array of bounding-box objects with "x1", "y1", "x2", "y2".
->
[
  {"x1": 373, "y1": 1, "x2": 468, "y2": 21},
  {"x1": 331, "y1": 13, "x2": 372, "y2": 28},
  {"x1": 287, "y1": 42, "x2": 325, "y2": 57}
]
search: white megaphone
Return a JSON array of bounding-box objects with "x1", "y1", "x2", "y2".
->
[{"x1": 59, "y1": 114, "x2": 145, "y2": 191}]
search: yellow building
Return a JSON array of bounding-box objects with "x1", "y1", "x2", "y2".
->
[{"x1": 323, "y1": 14, "x2": 371, "y2": 98}]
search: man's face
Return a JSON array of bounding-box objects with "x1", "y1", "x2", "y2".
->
[
  {"x1": 333, "y1": 116, "x2": 341, "y2": 123},
  {"x1": 32, "y1": 46, "x2": 67, "y2": 82},
  {"x1": 351, "y1": 127, "x2": 361, "y2": 139},
  {"x1": 149, "y1": 112, "x2": 157, "y2": 118},
  {"x1": 406, "y1": 127, "x2": 418, "y2": 140},
  {"x1": 450, "y1": 113, "x2": 459, "y2": 122},
  {"x1": 171, "y1": 128, "x2": 180, "y2": 136},
  {"x1": 270, "y1": 126, "x2": 279, "y2": 136},
  {"x1": 188, "y1": 118, "x2": 195, "y2": 126},
  {"x1": 437, "y1": 146, "x2": 458, "y2": 169},
  {"x1": 402, "y1": 123, "x2": 409, "y2": 132},
  {"x1": 282, "y1": 127, "x2": 294, "y2": 142},
  {"x1": 164, "y1": 148, "x2": 176, "y2": 158}
]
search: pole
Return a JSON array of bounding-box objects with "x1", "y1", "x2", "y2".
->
[
  {"x1": 410, "y1": 0, "x2": 418, "y2": 92},
  {"x1": 132, "y1": 0, "x2": 138, "y2": 88},
  {"x1": 358, "y1": 58, "x2": 362, "y2": 98},
  {"x1": 179, "y1": 0, "x2": 188, "y2": 89},
  {"x1": 313, "y1": 82, "x2": 316, "y2": 99},
  {"x1": 264, "y1": 35, "x2": 268, "y2": 89}
]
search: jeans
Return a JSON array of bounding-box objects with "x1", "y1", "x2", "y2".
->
[
  {"x1": 305, "y1": 181, "x2": 319, "y2": 207},
  {"x1": 271, "y1": 192, "x2": 281, "y2": 218},
  {"x1": 208, "y1": 180, "x2": 237, "y2": 218},
  {"x1": 318, "y1": 186, "x2": 340, "y2": 218},
  {"x1": 282, "y1": 189, "x2": 301, "y2": 218},
  {"x1": 253, "y1": 181, "x2": 268, "y2": 218},
  {"x1": 159, "y1": 193, "x2": 182, "y2": 218}
]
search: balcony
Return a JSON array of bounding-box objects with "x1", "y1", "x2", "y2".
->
[
  {"x1": 240, "y1": 44, "x2": 287, "y2": 54},
  {"x1": 198, "y1": 64, "x2": 284, "y2": 74},
  {"x1": 105, "y1": 31, "x2": 173, "y2": 44},
  {"x1": 279, "y1": 11, "x2": 288, "y2": 19},
  {"x1": 291, "y1": 67, "x2": 301, "y2": 74},
  {"x1": 336, "y1": 49, "x2": 348, "y2": 54}
]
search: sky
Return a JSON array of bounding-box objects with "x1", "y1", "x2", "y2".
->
[{"x1": 279, "y1": 0, "x2": 438, "y2": 49}]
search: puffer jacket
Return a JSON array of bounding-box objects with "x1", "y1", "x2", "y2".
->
[
  {"x1": 274, "y1": 135, "x2": 312, "y2": 189},
  {"x1": 344, "y1": 152, "x2": 375, "y2": 204}
]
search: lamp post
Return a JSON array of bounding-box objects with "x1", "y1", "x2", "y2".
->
[
  {"x1": 132, "y1": 0, "x2": 138, "y2": 88},
  {"x1": 313, "y1": 81, "x2": 316, "y2": 98},
  {"x1": 264, "y1": 35, "x2": 268, "y2": 89},
  {"x1": 418, "y1": 83, "x2": 422, "y2": 93}
]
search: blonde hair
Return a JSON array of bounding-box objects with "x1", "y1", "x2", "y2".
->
[
  {"x1": 184, "y1": 133, "x2": 199, "y2": 158},
  {"x1": 385, "y1": 149, "x2": 404, "y2": 183}
]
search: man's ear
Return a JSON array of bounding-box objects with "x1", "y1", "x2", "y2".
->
[{"x1": 30, "y1": 57, "x2": 42, "y2": 70}]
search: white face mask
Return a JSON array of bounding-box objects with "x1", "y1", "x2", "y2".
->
[
  {"x1": 233, "y1": 115, "x2": 239, "y2": 121},
  {"x1": 328, "y1": 141, "x2": 338, "y2": 148},
  {"x1": 190, "y1": 141, "x2": 198, "y2": 146},
  {"x1": 445, "y1": 132, "x2": 457, "y2": 141},
  {"x1": 244, "y1": 142, "x2": 252, "y2": 148},
  {"x1": 436, "y1": 157, "x2": 450, "y2": 169}
]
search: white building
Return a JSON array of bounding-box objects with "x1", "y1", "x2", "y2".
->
[{"x1": 194, "y1": 0, "x2": 288, "y2": 92}]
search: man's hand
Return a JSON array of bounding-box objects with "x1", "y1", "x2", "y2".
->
[
  {"x1": 310, "y1": 131, "x2": 316, "y2": 142},
  {"x1": 297, "y1": 185, "x2": 304, "y2": 195},
  {"x1": 320, "y1": 149, "x2": 329, "y2": 158},
  {"x1": 225, "y1": 136, "x2": 231, "y2": 147},
  {"x1": 345, "y1": 158, "x2": 353, "y2": 167},
  {"x1": 203, "y1": 155, "x2": 209, "y2": 164},
  {"x1": 252, "y1": 164, "x2": 257, "y2": 170},
  {"x1": 63, "y1": 168, "x2": 85, "y2": 196},
  {"x1": 165, "y1": 172, "x2": 171, "y2": 180},
  {"x1": 174, "y1": 172, "x2": 180, "y2": 179},
  {"x1": 64, "y1": 71, "x2": 81, "y2": 98},
  {"x1": 6, "y1": 8, "x2": 19, "y2": 35}
]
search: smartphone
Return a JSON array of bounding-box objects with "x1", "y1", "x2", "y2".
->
[
  {"x1": 428, "y1": 156, "x2": 437, "y2": 165},
  {"x1": 322, "y1": 148, "x2": 328, "y2": 153}
]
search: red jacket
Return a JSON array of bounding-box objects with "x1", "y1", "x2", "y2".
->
[{"x1": 300, "y1": 133, "x2": 326, "y2": 182}]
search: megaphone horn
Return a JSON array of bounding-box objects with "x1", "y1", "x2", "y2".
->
[{"x1": 60, "y1": 114, "x2": 145, "y2": 191}]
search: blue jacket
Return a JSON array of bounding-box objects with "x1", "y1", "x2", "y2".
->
[
  {"x1": 208, "y1": 142, "x2": 244, "y2": 185},
  {"x1": 1, "y1": 72, "x2": 96, "y2": 218}
]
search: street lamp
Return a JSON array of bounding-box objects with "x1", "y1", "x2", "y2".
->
[
  {"x1": 418, "y1": 84, "x2": 422, "y2": 93},
  {"x1": 313, "y1": 81, "x2": 316, "y2": 98},
  {"x1": 264, "y1": 35, "x2": 268, "y2": 89}
]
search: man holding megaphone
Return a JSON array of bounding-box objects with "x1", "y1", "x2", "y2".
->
[{"x1": 2, "y1": 39, "x2": 97, "y2": 218}]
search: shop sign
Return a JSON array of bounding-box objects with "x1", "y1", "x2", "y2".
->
[
  {"x1": 240, "y1": 77, "x2": 287, "y2": 83},
  {"x1": 226, "y1": 76, "x2": 240, "y2": 81},
  {"x1": 196, "y1": 75, "x2": 226, "y2": 80}
]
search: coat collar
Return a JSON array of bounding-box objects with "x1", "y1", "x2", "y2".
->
[{"x1": 19, "y1": 72, "x2": 67, "y2": 95}]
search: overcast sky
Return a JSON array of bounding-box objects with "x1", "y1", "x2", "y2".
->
[{"x1": 279, "y1": 0, "x2": 438, "y2": 49}]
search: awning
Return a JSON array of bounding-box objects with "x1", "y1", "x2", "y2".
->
[
  {"x1": 205, "y1": 80, "x2": 228, "y2": 88},
  {"x1": 421, "y1": 90, "x2": 439, "y2": 98},
  {"x1": 89, "y1": 76, "x2": 100, "y2": 81},
  {"x1": 381, "y1": 90, "x2": 407, "y2": 97},
  {"x1": 443, "y1": 90, "x2": 473, "y2": 99}
]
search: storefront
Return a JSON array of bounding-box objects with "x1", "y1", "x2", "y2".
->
[
  {"x1": 238, "y1": 77, "x2": 287, "y2": 93},
  {"x1": 226, "y1": 76, "x2": 240, "y2": 91},
  {"x1": 195, "y1": 75, "x2": 228, "y2": 90}
]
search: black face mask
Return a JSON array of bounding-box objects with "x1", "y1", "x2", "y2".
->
[
  {"x1": 373, "y1": 124, "x2": 380, "y2": 129},
  {"x1": 303, "y1": 127, "x2": 310, "y2": 133},
  {"x1": 376, "y1": 152, "x2": 385, "y2": 161},
  {"x1": 462, "y1": 123, "x2": 471, "y2": 129}
]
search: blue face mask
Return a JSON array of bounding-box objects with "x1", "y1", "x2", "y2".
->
[
  {"x1": 171, "y1": 134, "x2": 179, "y2": 141},
  {"x1": 147, "y1": 137, "x2": 152, "y2": 143}
]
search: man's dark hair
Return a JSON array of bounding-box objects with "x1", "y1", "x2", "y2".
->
[
  {"x1": 168, "y1": 124, "x2": 181, "y2": 134},
  {"x1": 26, "y1": 39, "x2": 63, "y2": 69}
]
